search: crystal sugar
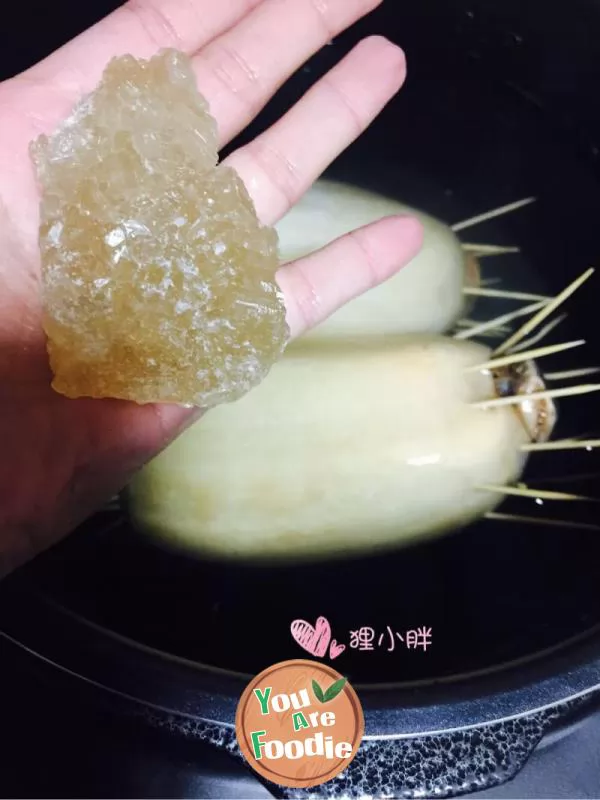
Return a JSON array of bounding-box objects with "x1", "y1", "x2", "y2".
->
[{"x1": 30, "y1": 49, "x2": 289, "y2": 407}]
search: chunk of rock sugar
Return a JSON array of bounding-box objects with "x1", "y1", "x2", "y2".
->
[{"x1": 30, "y1": 49, "x2": 289, "y2": 407}]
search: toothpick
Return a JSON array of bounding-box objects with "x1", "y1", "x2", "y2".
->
[
  {"x1": 465, "y1": 340, "x2": 585, "y2": 372},
  {"x1": 466, "y1": 329, "x2": 509, "y2": 341},
  {"x1": 456, "y1": 318, "x2": 511, "y2": 332},
  {"x1": 522, "y1": 439, "x2": 600, "y2": 452},
  {"x1": 571, "y1": 430, "x2": 600, "y2": 441},
  {"x1": 476, "y1": 484, "x2": 595, "y2": 501},
  {"x1": 533, "y1": 470, "x2": 600, "y2": 485},
  {"x1": 456, "y1": 318, "x2": 487, "y2": 328},
  {"x1": 472, "y1": 383, "x2": 600, "y2": 409},
  {"x1": 451, "y1": 197, "x2": 536, "y2": 232},
  {"x1": 494, "y1": 268, "x2": 595, "y2": 355},
  {"x1": 463, "y1": 287, "x2": 551, "y2": 302},
  {"x1": 544, "y1": 367, "x2": 600, "y2": 381},
  {"x1": 507, "y1": 314, "x2": 567, "y2": 354},
  {"x1": 480, "y1": 278, "x2": 503, "y2": 287},
  {"x1": 462, "y1": 243, "x2": 521, "y2": 255},
  {"x1": 102, "y1": 497, "x2": 121, "y2": 511},
  {"x1": 485, "y1": 512, "x2": 600, "y2": 531},
  {"x1": 454, "y1": 301, "x2": 547, "y2": 341},
  {"x1": 456, "y1": 319, "x2": 510, "y2": 336}
]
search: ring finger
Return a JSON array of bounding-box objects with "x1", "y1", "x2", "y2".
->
[
  {"x1": 225, "y1": 35, "x2": 406, "y2": 224},
  {"x1": 191, "y1": 0, "x2": 384, "y2": 146}
]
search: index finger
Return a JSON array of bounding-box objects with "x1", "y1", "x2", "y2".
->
[{"x1": 25, "y1": 0, "x2": 264, "y2": 94}]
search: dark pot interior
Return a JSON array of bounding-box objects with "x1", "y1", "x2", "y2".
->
[{"x1": 2, "y1": 0, "x2": 600, "y2": 723}]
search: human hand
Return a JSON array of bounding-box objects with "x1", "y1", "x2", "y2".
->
[{"x1": 0, "y1": 0, "x2": 423, "y2": 575}]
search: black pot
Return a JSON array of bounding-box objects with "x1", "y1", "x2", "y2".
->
[{"x1": 2, "y1": 0, "x2": 600, "y2": 797}]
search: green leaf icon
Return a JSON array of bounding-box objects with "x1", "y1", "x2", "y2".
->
[
  {"x1": 323, "y1": 677, "x2": 347, "y2": 702},
  {"x1": 312, "y1": 679, "x2": 325, "y2": 703}
]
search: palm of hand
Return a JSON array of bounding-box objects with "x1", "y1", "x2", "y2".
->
[
  {"x1": 0, "y1": 76, "x2": 171, "y2": 573},
  {"x1": 0, "y1": 0, "x2": 422, "y2": 574}
]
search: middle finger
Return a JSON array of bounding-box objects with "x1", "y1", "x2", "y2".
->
[{"x1": 191, "y1": 0, "x2": 383, "y2": 147}]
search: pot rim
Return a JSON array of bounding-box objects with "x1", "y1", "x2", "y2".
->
[{"x1": 1, "y1": 577, "x2": 599, "y2": 739}]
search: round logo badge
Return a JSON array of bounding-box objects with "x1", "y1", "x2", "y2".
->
[{"x1": 235, "y1": 659, "x2": 364, "y2": 789}]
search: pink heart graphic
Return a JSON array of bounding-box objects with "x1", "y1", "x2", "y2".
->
[
  {"x1": 329, "y1": 639, "x2": 346, "y2": 660},
  {"x1": 290, "y1": 616, "x2": 331, "y2": 658}
]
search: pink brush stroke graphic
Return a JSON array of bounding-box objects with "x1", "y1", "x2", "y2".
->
[
  {"x1": 290, "y1": 616, "x2": 331, "y2": 658},
  {"x1": 329, "y1": 639, "x2": 346, "y2": 660}
]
